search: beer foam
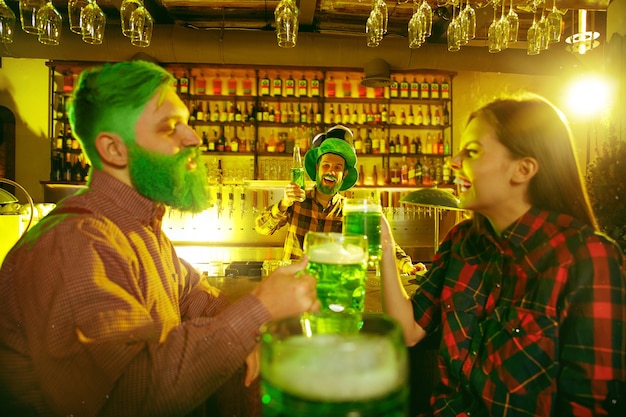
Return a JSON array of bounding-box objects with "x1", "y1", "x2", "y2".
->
[
  {"x1": 265, "y1": 334, "x2": 404, "y2": 401},
  {"x1": 307, "y1": 242, "x2": 366, "y2": 265}
]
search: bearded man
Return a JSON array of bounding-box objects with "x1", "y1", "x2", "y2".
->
[
  {"x1": 255, "y1": 125, "x2": 422, "y2": 274},
  {"x1": 0, "y1": 60, "x2": 319, "y2": 417}
]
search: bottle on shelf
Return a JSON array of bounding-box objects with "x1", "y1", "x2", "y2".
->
[
  {"x1": 433, "y1": 107, "x2": 441, "y2": 126},
  {"x1": 441, "y1": 78, "x2": 450, "y2": 99},
  {"x1": 353, "y1": 129, "x2": 363, "y2": 154},
  {"x1": 409, "y1": 136, "x2": 417, "y2": 154},
  {"x1": 371, "y1": 129, "x2": 380, "y2": 154},
  {"x1": 217, "y1": 127, "x2": 226, "y2": 152},
  {"x1": 311, "y1": 74, "x2": 320, "y2": 97},
  {"x1": 326, "y1": 75, "x2": 336, "y2": 98},
  {"x1": 243, "y1": 73, "x2": 253, "y2": 96},
  {"x1": 410, "y1": 77, "x2": 420, "y2": 99},
  {"x1": 179, "y1": 72, "x2": 189, "y2": 95},
  {"x1": 400, "y1": 77, "x2": 409, "y2": 99},
  {"x1": 358, "y1": 165, "x2": 365, "y2": 186},
  {"x1": 285, "y1": 73, "x2": 295, "y2": 97},
  {"x1": 389, "y1": 77, "x2": 399, "y2": 98},
  {"x1": 227, "y1": 73, "x2": 237, "y2": 95},
  {"x1": 272, "y1": 74, "x2": 283, "y2": 96},
  {"x1": 420, "y1": 77, "x2": 430, "y2": 99},
  {"x1": 415, "y1": 158, "x2": 423, "y2": 185},
  {"x1": 364, "y1": 129, "x2": 373, "y2": 154},
  {"x1": 298, "y1": 74, "x2": 308, "y2": 97},
  {"x1": 430, "y1": 78, "x2": 440, "y2": 99},
  {"x1": 416, "y1": 136, "x2": 422, "y2": 154},
  {"x1": 260, "y1": 73, "x2": 271, "y2": 96},
  {"x1": 342, "y1": 76, "x2": 352, "y2": 98},
  {"x1": 443, "y1": 103, "x2": 450, "y2": 125},
  {"x1": 423, "y1": 106, "x2": 431, "y2": 126},
  {"x1": 196, "y1": 73, "x2": 206, "y2": 95},
  {"x1": 380, "y1": 104, "x2": 388, "y2": 124},
  {"x1": 212, "y1": 73, "x2": 222, "y2": 95}
]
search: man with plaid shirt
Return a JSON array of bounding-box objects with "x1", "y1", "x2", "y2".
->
[{"x1": 255, "y1": 125, "x2": 422, "y2": 274}]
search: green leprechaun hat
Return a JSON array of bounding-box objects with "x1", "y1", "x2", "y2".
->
[{"x1": 304, "y1": 125, "x2": 358, "y2": 191}]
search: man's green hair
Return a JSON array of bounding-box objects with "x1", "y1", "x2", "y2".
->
[{"x1": 68, "y1": 60, "x2": 174, "y2": 170}]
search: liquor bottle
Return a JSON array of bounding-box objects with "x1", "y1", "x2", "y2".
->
[
  {"x1": 408, "y1": 158, "x2": 417, "y2": 185},
  {"x1": 400, "y1": 156, "x2": 408, "y2": 185},
  {"x1": 212, "y1": 73, "x2": 222, "y2": 95},
  {"x1": 409, "y1": 137, "x2": 417, "y2": 154},
  {"x1": 442, "y1": 157, "x2": 451, "y2": 184},
  {"x1": 435, "y1": 159, "x2": 443, "y2": 184},
  {"x1": 372, "y1": 165, "x2": 378, "y2": 186},
  {"x1": 326, "y1": 104, "x2": 335, "y2": 125},
  {"x1": 422, "y1": 159, "x2": 431, "y2": 186},
  {"x1": 366, "y1": 104, "x2": 374, "y2": 124},
  {"x1": 260, "y1": 73, "x2": 271, "y2": 96},
  {"x1": 311, "y1": 74, "x2": 320, "y2": 97},
  {"x1": 401, "y1": 135, "x2": 409, "y2": 154},
  {"x1": 230, "y1": 129, "x2": 240, "y2": 152},
  {"x1": 196, "y1": 73, "x2": 206, "y2": 95},
  {"x1": 371, "y1": 129, "x2": 380, "y2": 154},
  {"x1": 63, "y1": 70, "x2": 74, "y2": 93},
  {"x1": 298, "y1": 74, "x2": 308, "y2": 97},
  {"x1": 350, "y1": 106, "x2": 358, "y2": 124},
  {"x1": 373, "y1": 103, "x2": 381, "y2": 124},
  {"x1": 389, "y1": 109, "x2": 396, "y2": 125},
  {"x1": 335, "y1": 105, "x2": 342, "y2": 124},
  {"x1": 437, "y1": 133, "x2": 444, "y2": 154},
  {"x1": 72, "y1": 154, "x2": 84, "y2": 182},
  {"x1": 432, "y1": 107, "x2": 441, "y2": 126},
  {"x1": 443, "y1": 104, "x2": 450, "y2": 125},
  {"x1": 51, "y1": 152, "x2": 63, "y2": 181},
  {"x1": 379, "y1": 128, "x2": 387, "y2": 154},
  {"x1": 430, "y1": 78, "x2": 440, "y2": 99},
  {"x1": 55, "y1": 131, "x2": 64, "y2": 151},
  {"x1": 389, "y1": 77, "x2": 399, "y2": 98},
  {"x1": 315, "y1": 104, "x2": 322, "y2": 124},
  {"x1": 364, "y1": 129, "x2": 372, "y2": 154},
  {"x1": 342, "y1": 104, "x2": 350, "y2": 125},
  {"x1": 358, "y1": 165, "x2": 365, "y2": 186},
  {"x1": 380, "y1": 104, "x2": 388, "y2": 124},
  {"x1": 416, "y1": 136, "x2": 422, "y2": 154},
  {"x1": 272, "y1": 74, "x2": 283, "y2": 96},
  {"x1": 415, "y1": 158, "x2": 423, "y2": 185},
  {"x1": 415, "y1": 106, "x2": 423, "y2": 126},
  {"x1": 407, "y1": 105, "x2": 414, "y2": 125},
  {"x1": 358, "y1": 78, "x2": 367, "y2": 98},
  {"x1": 291, "y1": 144, "x2": 306, "y2": 193},
  {"x1": 308, "y1": 106, "x2": 314, "y2": 124},
  {"x1": 410, "y1": 77, "x2": 420, "y2": 99},
  {"x1": 326, "y1": 75, "x2": 336, "y2": 98},
  {"x1": 294, "y1": 103, "x2": 301, "y2": 124},
  {"x1": 358, "y1": 103, "x2": 367, "y2": 125},
  {"x1": 212, "y1": 104, "x2": 220, "y2": 122},
  {"x1": 200, "y1": 131, "x2": 209, "y2": 152},
  {"x1": 353, "y1": 130, "x2": 363, "y2": 154},
  {"x1": 425, "y1": 133, "x2": 432, "y2": 154},
  {"x1": 423, "y1": 106, "x2": 431, "y2": 126},
  {"x1": 227, "y1": 73, "x2": 237, "y2": 95},
  {"x1": 301, "y1": 106, "x2": 308, "y2": 124},
  {"x1": 441, "y1": 78, "x2": 450, "y2": 99},
  {"x1": 398, "y1": 108, "x2": 406, "y2": 125},
  {"x1": 420, "y1": 78, "x2": 430, "y2": 99},
  {"x1": 285, "y1": 74, "x2": 295, "y2": 97},
  {"x1": 63, "y1": 152, "x2": 73, "y2": 182},
  {"x1": 400, "y1": 77, "x2": 409, "y2": 99},
  {"x1": 275, "y1": 103, "x2": 281, "y2": 123},
  {"x1": 444, "y1": 136, "x2": 451, "y2": 155},
  {"x1": 342, "y1": 76, "x2": 352, "y2": 98},
  {"x1": 268, "y1": 105, "x2": 276, "y2": 123},
  {"x1": 262, "y1": 102, "x2": 270, "y2": 121},
  {"x1": 216, "y1": 127, "x2": 226, "y2": 152},
  {"x1": 242, "y1": 73, "x2": 253, "y2": 96},
  {"x1": 208, "y1": 130, "x2": 217, "y2": 151},
  {"x1": 179, "y1": 73, "x2": 189, "y2": 95},
  {"x1": 197, "y1": 101, "x2": 205, "y2": 121},
  {"x1": 189, "y1": 102, "x2": 198, "y2": 123},
  {"x1": 390, "y1": 162, "x2": 401, "y2": 185},
  {"x1": 234, "y1": 105, "x2": 242, "y2": 122}
]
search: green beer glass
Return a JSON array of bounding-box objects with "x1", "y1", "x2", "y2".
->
[
  {"x1": 304, "y1": 232, "x2": 368, "y2": 313},
  {"x1": 260, "y1": 312, "x2": 409, "y2": 417},
  {"x1": 342, "y1": 198, "x2": 382, "y2": 266}
]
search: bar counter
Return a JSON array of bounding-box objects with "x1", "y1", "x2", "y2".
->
[{"x1": 205, "y1": 272, "x2": 421, "y2": 312}]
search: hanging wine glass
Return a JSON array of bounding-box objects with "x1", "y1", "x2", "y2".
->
[
  {"x1": 464, "y1": 0, "x2": 476, "y2": 41},
  {"x1": 275, "y1": 0, "x2": 299, "y2": 48},
  {"x1": 419, "y1": 0, "x2": 432, "y2": 38},
  {"x1": 447, "y1": 5, "x2": 461, "y2": 52},
  {"x1": 67, "y1": 0, "x2": 88, "y2": 34},
  {"x1": 376, "y1": 0, "x2": 388, "y2": 34},
  {"x1": 505, "y1": 0, "x2": 518, "y2": 43},
  {"x1": 408, "y1": 5, "x2": 423, "y2": 48},
  {"x1": 487, "y1": 1, "x2": 501, "y2": 53},
  {"x1": 498, "y1": 0, "x2": 509, "y2": 50},
  {"x1": 366, "y1": 6, "x2": 383, "y2": 47},
  {"x1": 546, "y1": 0, "x2": 562, "y2": 43},
  {"x1": 36, "y1": 0, "x2": 61, "y2": 45},
  {"x1": 527, "y1": 11, "x2": 540, "y2": 55},
  {"x1": 19, "y1": 0, "x2": 45, "y2": 34},
  {"x1": 129, "y1": 4, "x2": 152, "y2": 47},
  {"x1": 120, "y1": 0, "x2": 142, "y2": 38},
  {"x1": 81, "y1": 0, "x2": 105, "y2": 45},
  {"x1": 0, "y1": 0, "x2": 16, "y2": 43},
  {"x1": 537, "y1": 8, "x2": 549, "y2": 50}
]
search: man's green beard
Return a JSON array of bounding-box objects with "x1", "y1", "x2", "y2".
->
[
  {"x1": 316, "y1": 173, "x2": 343, "y2": 195},
  {"x1": 127, "y1": 144, "x2": 210, "y2": 213}
]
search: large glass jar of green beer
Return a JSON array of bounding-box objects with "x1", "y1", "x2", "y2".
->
[
  {"x1": 342, "y1": 198, "x2": 382, "y2": 266},
  {"x1": 260, "y1": 312, "x2": 409, "y2": 417}
]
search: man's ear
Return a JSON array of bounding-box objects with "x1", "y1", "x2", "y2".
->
[
  {"x1": 512, "y1": 156, "x2": 538, "y2": 185},
  {"x1": 95, "y1": 133, "x2": 128, "y2": 168}
]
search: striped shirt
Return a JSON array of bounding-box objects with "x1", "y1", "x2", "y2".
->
[
  {"x1": 0, "y1": 170, "x2": 270, "y2": 417},
  {"x1": 412, "y1": 207, "x2": 626, "y2": 416}
]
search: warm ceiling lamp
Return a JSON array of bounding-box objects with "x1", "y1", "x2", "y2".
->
[
  {"x1": 565, "y1": 9, "x2": 600, "y2": 55},
  {"x1": 274, "y1": 0, "x2": 299, "y2": 48}
]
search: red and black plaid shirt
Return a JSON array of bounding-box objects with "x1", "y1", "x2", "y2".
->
[{"x1": 413, "y1": 207, "x2": 626, "y2": 416}]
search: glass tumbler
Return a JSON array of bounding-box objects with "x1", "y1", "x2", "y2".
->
[
  {"x1": 0, "y1": 0, "x2": 16, "y2": 43},
  {"x1": 18, "y1": 0, "x2": 45, "y2": 34},
  {"x1": 260, "y1": 312, "x2": 409, "y2": 417},
  {"x1": 343, "y1": 198, "x2": 382, "y2": 266}
]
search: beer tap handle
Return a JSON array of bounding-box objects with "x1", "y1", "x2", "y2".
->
[
  {"x1": 240, "y1": 186, "x2": 246, "y2": 218},
  {"x1": 228, "y1": 186, "x2": 235, "y2": 218},
  {"x1": 251, "y1": 190, "x2": 258, "y2": 214},
  {"x1": 216, "y1": 186, "x2": 223, "y2": 218}
]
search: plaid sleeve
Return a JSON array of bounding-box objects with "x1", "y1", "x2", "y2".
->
[
  {"x1": 557, "y1": 234, "x2": 626, "y2": 416},
  {"x1": 254, "y1": 202, "x2": 289, "y2": 235}
]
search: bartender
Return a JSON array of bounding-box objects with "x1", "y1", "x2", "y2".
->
[{"x1": 254, "y1": 125, "x2": 424, "y2": 275}]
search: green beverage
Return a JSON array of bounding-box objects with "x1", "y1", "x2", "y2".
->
[
  {"x1": 305, "y1": 234, "x2": 368, "y2": 313},
  {"x1": 260, "y1": 313, "x2": 408, "y2": 417},
  {"x1": 343, "y1": 199, "x2": 382, "y2": 263},
  {"x1": 291, "y1": 166, "x2": 306, "y2": 189}
]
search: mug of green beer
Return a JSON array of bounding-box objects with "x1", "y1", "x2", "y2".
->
[
  {"x1": 304, "y1": 232, "x2": 368, "y2": 313},
  {"x1": 260, "y1": 312, "x2": 409, "y2": 417},
  {"x1": 342, "y1": 198, "x2": 382, "y2": 266}
]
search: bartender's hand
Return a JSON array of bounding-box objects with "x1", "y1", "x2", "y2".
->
[
  {"x1": 244, "y1": 345, "x2": 260, "y2": 387},
  {"x1": 401, "y1": 262, "x2": 427, "y2": 275},
  {"x1": 252, "y1": 257, "x2": 320, "y2": 320},
  {"x1": 280, "y1": 183, "x2": 306, "y2": 209}
]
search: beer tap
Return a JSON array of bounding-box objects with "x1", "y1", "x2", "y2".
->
[
  {"x1": 228, "y1": 185, "x2": 235, "y2": 219},
  {"x1": 239, "y1": 185, "x2": 247, "y2": 219},
  {"x1": 215, "y1": 185, "x2": 223, "y2": 218}
]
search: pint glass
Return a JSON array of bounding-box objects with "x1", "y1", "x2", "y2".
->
[
  {"x1": 342, "y1": 198, "x2": 382, "y2": 265},
  {"x1": 260, "y1": 312, "x2": 409, "y2": 417},
  {"x1": 304, "y1": 232, "x2": 368, "y2": 313}
]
